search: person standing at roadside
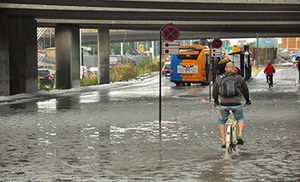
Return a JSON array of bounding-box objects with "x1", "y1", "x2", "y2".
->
[{"x1": 296, "y1": 55, "x2": 300, "y2": 85}]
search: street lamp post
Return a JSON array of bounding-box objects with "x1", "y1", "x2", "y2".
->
[
  {"x1": 256, "y1": 33, "x2": 259, "y2": 69},
  {"x1": 81, "y1": 47, "x2": 84, "y2": 78}
]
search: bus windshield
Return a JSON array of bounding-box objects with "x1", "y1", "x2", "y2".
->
[{"x1": 177, "y1": 48, "x2": 202, "y2": 60}]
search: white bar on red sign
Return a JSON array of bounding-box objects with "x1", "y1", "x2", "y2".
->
[
  {"x1": 212, "y1": 48, "x2": 222, "y2": 53},
  {"x1": 163, "y1": 41, "x2": 180, "y2": 48},
  {"x1": 162, "y1": 48, "x2": 179, "y2": 55}
]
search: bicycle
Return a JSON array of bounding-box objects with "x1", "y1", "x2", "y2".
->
[{"x1": 223, "y1": 108, "x2": 240, "y2": 160}]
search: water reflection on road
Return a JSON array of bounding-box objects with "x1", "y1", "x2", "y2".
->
[{"x1": 0, "y1": 69, "x2": 299, "y2": 181}]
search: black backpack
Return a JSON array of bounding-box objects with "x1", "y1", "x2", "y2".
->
[{"x1": 219, "y1": 74, "x2": 242, "y2": 98}]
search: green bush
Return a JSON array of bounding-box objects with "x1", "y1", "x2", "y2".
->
[
  {"x1": 80, "y1": 60, "x2": 161, "y2": 86},
  {"x1": 39, "y1": 82, "x2": 53, "y2": 91},
  {"x1": 38, "y1": 80, "x2": 54, "y2": 91},
  {"x1": 110, "y1": 62, "x2": 138, "y2": 82},
  {"x1": 80, "y1": 76, "x2": 98, "y2": 86},
  {"x1": 138, "y1": 59, "x2": 161, "y2": 74}
]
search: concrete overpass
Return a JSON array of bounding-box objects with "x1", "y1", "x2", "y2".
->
[
  {"x1": 41, "y1": 30, "x2": 300, "y2": 46},
  {"x1": 85, "y1": 31, "x2": 300, "y2": 43},
  {"x1": 1, "y1": 0, "x2": 300, "y2": 32},
  {"x1": 1, "y1": 0, "x2": 300, "y2": 95},
  {"x1": 39, "y1": 31, "x2": 300, "y2": 45}
]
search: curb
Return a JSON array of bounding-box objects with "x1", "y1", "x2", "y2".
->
[{"x1": 0, "y1": 72, "x2": 159, "y2": 105}]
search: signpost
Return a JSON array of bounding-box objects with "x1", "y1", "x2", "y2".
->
[
  {"x1": 159, "y1": 24, "x2": 180, "y2": 132},
  {"x1": 209, "y1": 38, "x2": 223, "y2": 102}
]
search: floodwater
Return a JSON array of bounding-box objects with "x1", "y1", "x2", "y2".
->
[{"x1": 0, "y1": 68, "x2": 299, "y2": 181}]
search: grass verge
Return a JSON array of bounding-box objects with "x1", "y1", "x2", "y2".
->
[
  {"x1": 80, "y1": 59, "x2": 161, "y2": 86},
  {"x1": 252, "y1": 66, "x2": 264, "y2": 77}
]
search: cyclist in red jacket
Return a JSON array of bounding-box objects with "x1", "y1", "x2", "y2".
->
[{"x1": 264, "y1": 60, "x2": 276, "y2": 87}]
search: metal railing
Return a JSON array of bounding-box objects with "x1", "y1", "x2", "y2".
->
[{"x1": 37, "y1": 27, "x2": 48, "y2": 63}]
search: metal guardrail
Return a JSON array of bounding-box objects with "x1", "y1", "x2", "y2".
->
[
  {"x1": 37, "y1": 27, "x2": 47, "y2": 40},
  {"x1": 37, "y1": 28, "x2": 48, "y2": 63}
]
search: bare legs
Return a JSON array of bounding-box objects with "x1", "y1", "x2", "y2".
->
[
  {"x1": 220, "y1": 124, "x2": 225, "y2": 145},
  {"x1": 237, "y1": 120, "x2": 244, "y2": 137}
]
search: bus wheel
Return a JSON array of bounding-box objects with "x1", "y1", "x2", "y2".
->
[
  {"x1": 175, "y1": 82, "x2": 181, "y2": 86},
  {"x1": 187, "y1": 83, "x2": 191, "y2": 86}
]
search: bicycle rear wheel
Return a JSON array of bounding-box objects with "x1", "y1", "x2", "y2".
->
[{"x1": 225, "y1": 124, "x2": 231, "y2": 151}]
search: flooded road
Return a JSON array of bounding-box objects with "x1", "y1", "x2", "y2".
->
[{"x1": 0, "y1": 68, "x2": 299, "y2": 181}]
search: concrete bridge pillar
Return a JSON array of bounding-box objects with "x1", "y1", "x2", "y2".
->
[
  {"x1": 9, "y1": 16, "x2": 38, "y2": 95},
  {"x1": 0, "y1": 15, "x2": 10, "y2": 95},
  {"x1": 55, "y1": 24, "x2": 80, "y2": 89},
  {"x1": 0, "y1": 15, "x2": 38, "y2": 95},
  {"x1": 97, "y1": 27, "x2": 110, "y2": 84}
]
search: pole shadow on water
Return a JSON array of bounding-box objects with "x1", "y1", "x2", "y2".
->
[
  {"x1": 55, "y1": 96, "x2": 80, "y2": 110},
  {"x1": 0, "y1": 102, "x2": 38, "y2": 115}
]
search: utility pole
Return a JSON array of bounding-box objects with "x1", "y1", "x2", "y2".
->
[
  {"x1": 256, "y1": 33, "x2": 259, "y2": 69},
  {"x1": 121, "y1": 42, "x2": 124, "y2": 55},
  {"x1": 208, "y1": 41, "x2": 212, "y2": 103},
  {"x1": 49, "y1": 30, "x2": 52, "y2": 47},
  {"x1": 79, "y1": 29, "x2": 83, "y2": 78},
  {"x1": 151, "y1": 41, "x2": 155, "y2": 60}
]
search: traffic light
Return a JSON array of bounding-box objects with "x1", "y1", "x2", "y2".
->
[
  {"x1": 139, "y1": 44, "x2": 144, "y2": 52},
  {"x1": 232, "y1": 45, "x2": 239, "y2": 52}
]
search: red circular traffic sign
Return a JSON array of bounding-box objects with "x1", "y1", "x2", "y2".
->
[
  {"x1": 212, "y1": 38, "x2": 223, "y2": 48},
  {"x1": 162, "y1": 25, "x2": 180, "y2": 42}
]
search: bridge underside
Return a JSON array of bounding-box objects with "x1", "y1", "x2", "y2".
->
[
  {"x1": 1, "y1": 0, "x2": 300, "y2": 33},
  {"x1": 0, "y1": 0, "x2": 299, "y2": 95},
  {"x1": 87, "y1": 31, "x2": 300, "y2": 43}
]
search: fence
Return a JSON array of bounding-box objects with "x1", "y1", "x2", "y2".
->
[{"x1": 250, "y1": 47, "x2": 277, "y2": 65}]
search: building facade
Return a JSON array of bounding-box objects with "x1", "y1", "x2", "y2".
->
[{"x1": 281, "y1": 38, "x2": 300, "y2": 49}]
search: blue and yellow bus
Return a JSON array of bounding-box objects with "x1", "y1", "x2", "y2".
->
[{"x1": 170, "y1": 45, "x2": 210, "y2": 86}]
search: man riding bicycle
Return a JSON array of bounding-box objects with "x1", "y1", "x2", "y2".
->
[{"x1": 213, "y1": 62, "x2": 251, "y2": 148}]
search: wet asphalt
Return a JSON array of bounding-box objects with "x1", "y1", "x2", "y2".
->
[{"x1": 0, "y1": 67, "x2": 299, "y2": 181}]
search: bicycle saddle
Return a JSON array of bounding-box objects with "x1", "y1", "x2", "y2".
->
[{"x1": 224, "y1": 108, "x2": 236, "y2": 112}]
